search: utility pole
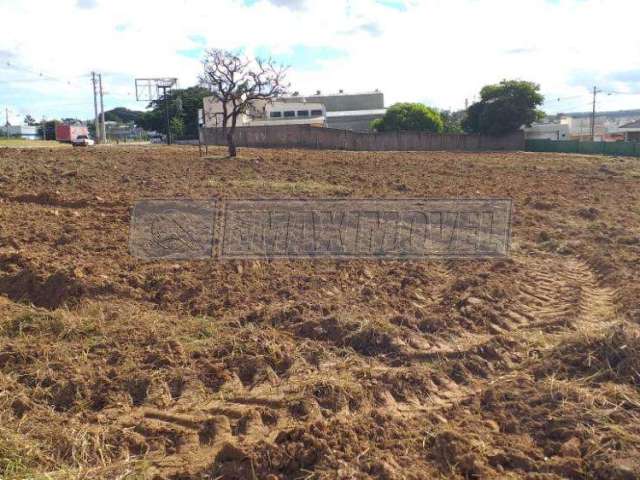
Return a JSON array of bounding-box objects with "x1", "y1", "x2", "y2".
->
[
  {"x1": 91, "y1": 72, "x2": 99, "y2": 143},
  {"x1": 590, "y1": 86, "x2": 596, "y2": 141},
  {"x1": 159, "y1": 84, "x2": 171, "y2": 145},
  {"x1": 42, "y1": 116, "x2": 46, "y2": 140},
  {"x1": 4, "y1": 108, "x2": 8, "y2": 138},
  {"x1": 99, "y1": 73, "x2": 106, "y2": 143}
]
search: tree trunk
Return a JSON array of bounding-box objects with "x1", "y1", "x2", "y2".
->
[
  {"x1": 226, "y1": 130, "x2": 236, "y2": 157},
  {"x1": 227, "y1": 114, "x2": 238, "y2": 157}
]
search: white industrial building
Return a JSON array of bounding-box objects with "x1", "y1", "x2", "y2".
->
[
  {"x1": 202, "y1": 97, "x2": 266, "y2": 127},
  {"x1": 202, "y1": 90, "x2": 385, "y2": 131},
  {"x1": 0, "y1": 125, "x2": 39, "y2": 139},
  {"x1": 280, "y1": 91, "x2": 385, "y2": 131},
  {"x1": 251, "y1": 101, "x2": 326, "y2": 127}
]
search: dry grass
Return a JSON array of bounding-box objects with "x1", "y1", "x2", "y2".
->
[
  {"x1": 0, "y1": 139, "x2": 69, "y2": 149},
  {"x1": 539, "y1": 322, "x2": 640, "y2": 386},
  {"x1": 1, "y1": 146, "x2": 640, "y2": 478},
  {"x1": 206, "y1": 178, "x2": 351, "y2": 195}
]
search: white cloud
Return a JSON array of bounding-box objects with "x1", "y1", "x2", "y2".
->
[
  {"x1": 1, "y1": 0, "x2": 639, "y2": 120},
  {"x1": 76, "y1": 0, "x2": 98, "y2": 9}
]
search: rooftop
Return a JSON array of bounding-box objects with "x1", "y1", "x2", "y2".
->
[
  {"x1": 620, "y1": 119, "x2": 640, "y2": 129},
  {"x1": 325, "y1": 109, "x2": 387, "y2": 117},
  {"x1": 556, "y1": 109, "x2": 640, "y2": 119},
  {"x1": 285, "y1": 90, "x2": 382, "y2": 98}
]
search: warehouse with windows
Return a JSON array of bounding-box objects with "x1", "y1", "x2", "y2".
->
[{"x1": 202, "y1": 90, "x2": 385, "y2": 132}]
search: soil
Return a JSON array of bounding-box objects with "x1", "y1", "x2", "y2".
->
[{"x1": 0, "y1": 144, "x2": 639, "y2": 479}]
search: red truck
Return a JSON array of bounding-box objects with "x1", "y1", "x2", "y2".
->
[{"x1": 55, "y1": 124, "x2": 90, "y2": 143}]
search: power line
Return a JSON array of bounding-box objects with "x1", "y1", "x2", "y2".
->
[
  {"x1": 1, "y1": 61, "x2": 89, "y2": 87},
  {"x1": 602, "y1": 90, "x2": 640, "y2": 96},
  {"x1": 544, "y1": 94, "x2": 589, "y2": 103}
]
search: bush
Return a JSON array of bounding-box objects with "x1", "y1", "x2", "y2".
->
[{"x1": 371, "y1": 103, "x2": 444, "y2": 133}]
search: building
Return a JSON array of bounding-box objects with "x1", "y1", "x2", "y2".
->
[
  {"x1": 280, "y1": 91, "x2": 385, "y2": 131},
  {"x1": 104, "y1": 121, "x2": 145, "y2": 142},
  {"x1": 619, "y1": 119, "x2": 640, "y2": 142},
  {"x1": 0, "y1": 125, "x2": 39, "y2": 139},
  {"x1": 202, "y1": 90, "x2": 386, "y2": 132},
  {"x1": 551, "y1": 109, "x2": 640, "y2": 141},
  {"x1": 251, "y1": 102, "x2": 326, "y2": 127},
  {"x1": 524, "y1": 122, "x2": 570, "y2": 140},
  {"x1": 202, "y1": 97, "x2": 327, "y2": 127},
  {"x1": 202, "y1": 97, "x2": 268, "y2": 128}
]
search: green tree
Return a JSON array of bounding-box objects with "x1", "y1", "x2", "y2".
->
[
  {"x1": 138, "y1": 86, "x2": 210, "y2": 139},
  {"x1": 23, "y1": 114, "x2": 36, "y2": 126},
  {"x1": 38, "y1": 120, "x2": 58, "y2": 140},
  {"x1": 170, "y1": 116, "x2": 185, "y2": 138},
  {"x1": 104, "y1": 107, "x2": 145, "y2": 124},
  {"x1": 440, "y1": 109, "x2": 466, "y2": 133},
  {"x1": 463, "y1": 80, "x2": 545, "y2": 135},
  {"x1": 370, "y1": 103, "x2": 444, "y2": 133}
]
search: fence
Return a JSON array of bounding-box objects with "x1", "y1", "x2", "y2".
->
[
  {"x1": 199, "y1": 125, "x2": 524, "y2": 152},
  {"x1": 526, "y1": 139, "x2": 640, "y2": 157}
]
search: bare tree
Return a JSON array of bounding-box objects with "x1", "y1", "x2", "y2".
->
[{"x1": 200, "y1": 49, "x2": 288, "y2": 157}]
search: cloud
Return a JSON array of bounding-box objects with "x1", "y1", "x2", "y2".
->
[
  {"x1": 255, "y1": 45, "x2": 348, "y2": 70},
  {"x1": 268, "y1": 0, "x2": 306, "y2": 9},
  {"x1": 504, "y1": 47, "x2": 537, "y2": 55},
  {"x1": 1, "y1": 0, "x2": 640, "y2": 120},
  {"x1": 610, "y1": 70, "x2": 640, "y2": 83},
  {"x1": 375, "y1": 0, "x2": 407, "y2": 11},
  {"x1": 189, "y1": 34, "x2": 207, "y2": 46},
  {"x1": 243, "y1": 0, "x2": 307, "y2": 10},
  {"x1": 0, "y1": 49, "x2": 15, "y2": 61},
  {"x1": 357, "y1": 22, "x2": 383, "y2": 36},
  {"x1": 76, "y1": 0, "x2": 98, "y2": 9},
  {"x1": 177, "y1": 47, "x2": 204, "y2": 59}
]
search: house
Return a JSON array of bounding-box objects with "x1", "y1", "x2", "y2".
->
[
  {"x1": 524, "y1": 122, "x2": 570, "y2": 140},
  {"x1": 550, "y1": 109, "x2": 640, "y2": 141},
  {"x1": 619, "y1": 119, "x2": 640, "y2": 142}
]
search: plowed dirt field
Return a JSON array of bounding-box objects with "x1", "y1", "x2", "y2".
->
[{"x1": 1, "y1": 145, "x2": 639, "y2": 479}]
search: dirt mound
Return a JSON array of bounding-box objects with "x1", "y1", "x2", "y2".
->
[
  {"x1": 537, "y1": 323, "x2": 640, "y2": 386},
  {"x1": 8, "y1": 191, "x2": 89, "y2": 208},
  {"x1": 0, "y1": 265, "x2": 86, "y2": 309}
]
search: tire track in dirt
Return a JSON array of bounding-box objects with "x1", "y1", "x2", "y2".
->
[
  {"x1": 120, "y1": 383, "x2": 296, "y2": 477},
  {"x1": 507, "y1": 256, "x2": 616, "y2": 333},
  {"x1": 387, "y1": 255, "x2": 619, "y2": 416},
  {"x1": 117, "y1": 256, "x2": 619, "y2": 477}
]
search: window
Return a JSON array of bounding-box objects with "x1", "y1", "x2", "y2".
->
[
  {"x1": 310, "y1": 109, "x2": 323, "y2": 116},
  {"x1": 284, "y1": 111, "x2": 295, "y2": 117},
  {"x1": 297, "y1": 110, "x2": 309, "y2": 117},
  {"x1": 269, "y1": 111, "x2": 282, "y2": 118}
]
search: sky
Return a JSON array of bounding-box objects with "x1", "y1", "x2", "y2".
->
[{"x1": 1, "y1": 0, "x2": 639, "y2": 123}]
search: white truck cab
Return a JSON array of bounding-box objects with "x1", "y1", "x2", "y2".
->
[{"x1": 72, "y1": 135, "x2": 95, "y2": 147}]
